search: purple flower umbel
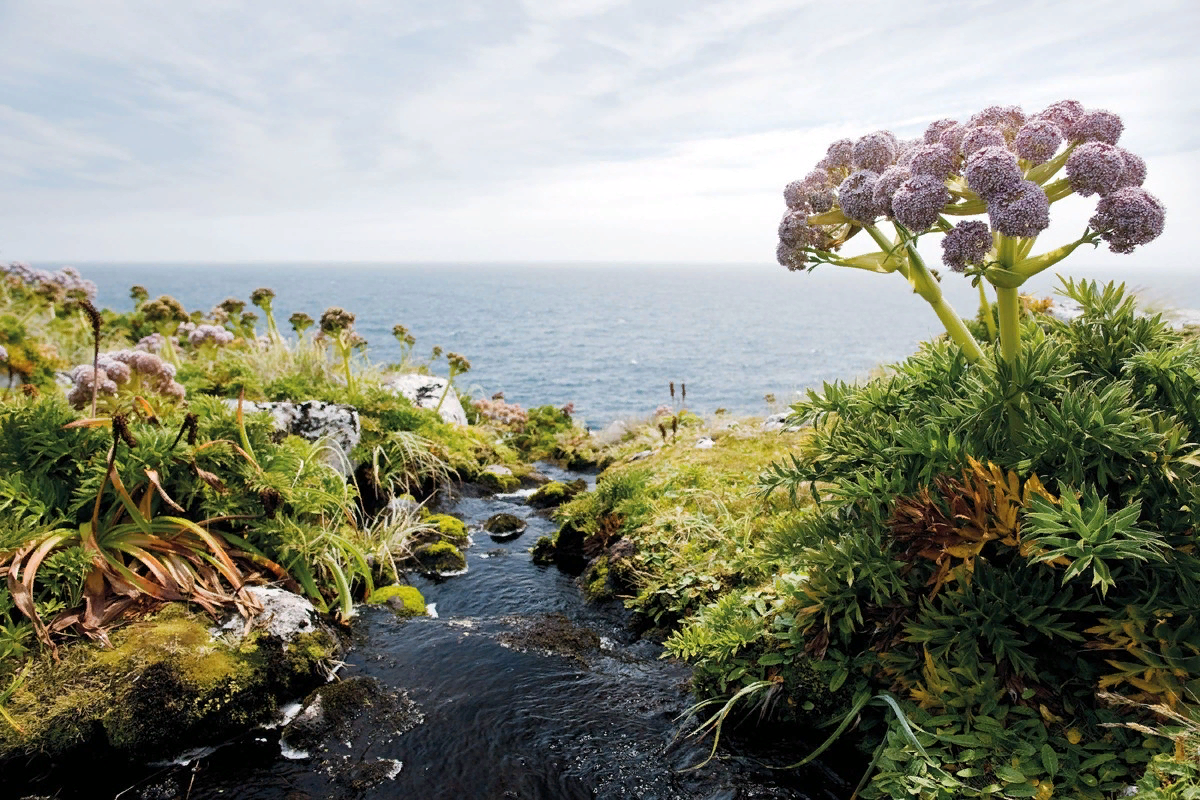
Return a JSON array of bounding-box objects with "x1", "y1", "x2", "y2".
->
[
  {"x1": 892, "y1": 174, "x2": 950, "y2": 231},
  {"x1": 988, "y1": 180, "x2": 1050, "y2": 238},
  {"x1": 1090, "y1": 187, "x2": 1165, "y2": 253},
  {"x1": 965, "y1": 146, "x2": 1023, "y2": 201},
  {"x1": 941, "y1": 221, "x2": 992, "y2": 272},
  {"x1": 1066, "y1": 141, "x2": 1126, "y2": 197},
  {"x1": 837, "y1": 170, "x2": 882, "y2": 224}
]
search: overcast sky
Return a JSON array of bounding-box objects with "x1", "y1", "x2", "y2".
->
[{"x1": 0, "y1": 0, "x2": 1196, "y2": 265}]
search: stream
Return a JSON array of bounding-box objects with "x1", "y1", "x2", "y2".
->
[{"x1": 22, "y1": 465, "x2": 852, "y2": 800}]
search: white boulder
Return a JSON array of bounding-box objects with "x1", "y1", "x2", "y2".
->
[
  {"x1": 383, "y1": 373, "x2": 468, "y2": 426},
  {"x1": 224, "y1": 399, "x2": 360, "y2": 476}
]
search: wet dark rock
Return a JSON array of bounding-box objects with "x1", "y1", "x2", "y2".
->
[
  {"x1": 499, "y1": 613, "x2": 601, "y2": 661},
  {"x1": 483, "y1": 512, "x2": 527, "y2": 540},
  {"x1": 281, "y1": 677, "x2": 422, "y2": 753}
]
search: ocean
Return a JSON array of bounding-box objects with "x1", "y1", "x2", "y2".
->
[{"x1": 69, "y1": 262, "x2": 1200, "y2": 427}]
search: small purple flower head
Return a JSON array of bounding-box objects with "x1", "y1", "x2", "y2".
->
[
  {"x1": 1070, "y1": 109, "x2": 1123, "y2": 144},
  {"x1": 924, "y1": 119, "x2": 958, "y2": 144},
  {"x1": 785, "y1": 169, "x2": 834, "y2": 212},
  {"x1": 961, "y1": 126, "x2": 1008, "y2": 159},
  {"x1": 1035, "y1": 100, "x2": 1085, "y2": 133},
  {"x1": 1114, "y1": 148, "x2": 1147, "y2": 189},
  {"x1": 776, "y1": 242, "x2": 808, "y2": 272},
  {"x1": 188, "y1": 324, "x2": 235, "y2": 348},
  {"x1": 938, "y1": 124, "x2": 968, "y2": 157},
  {"x1": 851, "y1": 131, "x2": 898, "y2": 173},
  {"x1": 941, "y1": 220, "x2": 993, "y2": 272},
  {"x1": 891, "y1": 174, "x2": 950, "y2": 231},
  {"x1": 778, "y1": 211, "x2": 820, "y2": 248},
  {"x1": 873, "y1": 166, "x2": 911, "y2": 218},
  {"x1": 837, "y1": 170, "x2": 881, "y2": 223},
  {"x1": 95, "y1": 355, "x2": 131, "y2": 384},
  {"x1": 1014, "y1": 119, "x2": 1064, "y2": 164},
  {"x1": 819, "y1": 139, "x2": 854, "y2": 172},
  {"x1": 987, "y1": 180, "x2": 1050, "y2": 238},
  {"x1": 965, "y1": 146, "x2": 1023, "y2": 201},
  {"x1": 1090, "y1": 187, "x2": 1165, "y2": 254},
  {"x1": 969, "y1": 105, "x2": 1025, "y2": 139},
  {"x1": 1066, "y1": 141, "x2": 1126, "y2": 197},
  {"x1": 908, "y1": 143, "x2": 955, "y2": 180},
  {"x1": 135, "y1": 332, "x2": 165, "y2": 353}
]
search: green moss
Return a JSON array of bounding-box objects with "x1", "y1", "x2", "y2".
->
[
  {"x1": 0, "y1": 604, "x2": 337, "y2": 763},
  {"x1": 530, "y1": 535, "x2": 557, "y2": 565},
  {"x1": 528, "y1": 479, "x2": 586, "y2": 509},
  {"x1": 414, "y1": 541, "x2": 467, "y2": 574},
  {"x1": 367, "y1": 585, "x2": 426, "y2": 616},
  {"x1": 477, "y1": 468, "x2": 520, "y2": 493},
  {"x1": 424, "y1": 513, "x2": 468, "y2": 544},
  {"x1": 582, "y1": 556, "x2": 612, "y2": 602}
]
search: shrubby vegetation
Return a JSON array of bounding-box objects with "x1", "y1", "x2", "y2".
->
[
  {"x1": 0, "y1": 265, "x2": 596, "y2": 700},
  {"x1": 554, "y1": 283, "x2": 1200, "y2": 797}
]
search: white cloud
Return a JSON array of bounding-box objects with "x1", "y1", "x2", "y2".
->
[{"x1": 0, "y1": 0, "x2": 1196, "y2": 265}]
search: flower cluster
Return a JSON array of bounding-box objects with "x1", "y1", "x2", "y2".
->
[
  {"x1": 2, "y1": 263, "x2": 97, "y2": 302},
  {"x1": 775, "y1": 99, "x2": 1165, "y2": 277},
  {"x1": 289, "y1": 312, "x2": 314, "y2": 335},
  {"x1": 446, "y1": 352, "x2": 471, "y2": 374},
  {"x1": 472, "y1": 396, "x2": 529, "y2": 427},
  {"x1": 141, "y1": 295, "x2": 190, "y2": 327},
  {"x1": 178, "y1": 322, "x2": 235, "y2": 348},
  {"x1": 66, "y1": 350, "x2": 186, "y2": 410},
  {"x1": 319, "y1": 307, "x2": 355, "y2": 336}
]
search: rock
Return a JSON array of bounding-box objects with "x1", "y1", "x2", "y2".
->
[
  {"x1": 213, "y1": 586, "x2": 319, "y2": 643},
  {"x1": 483, "y1": 512, "x2": 528, "y2": 540},
  {"x1": 367, "y1": 585, "x2": 426, "y2": 617},
  {"x1": 225, "y1": 399, "x2": 360, "y2": 476},
  {"x1": 477, "y1": 464, "x2": 520, "y2": 493},
  {"x1": 530, "y1": 535, "x2": 556, "y2": 565},
  {"x1": 386, "y1": 493, "x2": 421, "y2": 518},
  {"x1": 382, "y1": 373, "x2": 467, "y2": 425},
  {"x1": 413, "y1": 541, "x2": 467, "y2": 575},
  {"x1": 627, "y1": 449, "x2": 653, "y2": 462},
  {"x1": 1046, "y1": 298, "x2": 1085, "y2": 324},
  {"x1": 498, "y1": 612, "x2": 600, "y2": 661},
  {"x1": 280, "y1": 677, "x2": 422, "y2": 783},
  {"x1": 1165, "y1": 308, "x2": 1200, "y2": 330},
  {"x1": 0, "y1": 604, "x2": 338, "y2": 764},
  {"x1": 424, "y1": 512, "x2": 469, "y2": 544},
  {"x1": 694, "y1": 436, "x2": 715, "y2": 449},
  {"x1": 763, "y1": 412, "x2": 789, "y2": 432},
  {"x1": 527, "y1": 479, "x2": 587, "y2": 509}
]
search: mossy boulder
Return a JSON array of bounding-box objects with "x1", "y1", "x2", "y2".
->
[
  {"x1": 0, "y1": 604, "x2": 338, "y2": 764},
  {"x1": 483, "y1": 512, "x2": 527, "y2": 541},
  {"x1": 530, "y1": 535, "x2": 557, "y2": 565},
  {"x1": 476, "y1": 464, "x2": 520, "y2": 494},
  {"x1": 280, "y1": 676, "x2": 423, "y2": 763},
  {"x1": 581, "y1": 556, "x2": 613, "y2": 602},
  {"x1": 367, "y1": 584, "x2": 426, "y2": 616},
  {"x1": 424, "y1": 512, "x2": 469, "y2": 544},
  {"x1": 527, "y1": 479, "x2": 587, "y2": 509},
  {"x1": 414, "y1": 541, "x2": 467, "y2": 574}
]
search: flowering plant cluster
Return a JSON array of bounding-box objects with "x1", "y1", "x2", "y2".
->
[
  {"x1": 178, "y1": 321, "x2": 235, "y2": 350},
  {"x1": 777, "y1": 101, "x2": 1165, "y2": 367},
  {"x1": 1, "y1": 263, "x2": 97, "y2": 304},
  {"x1": 472, "y1": 394, "x2": 529, "y2": 427},
  {"x1": 65, "y1": 349, "x2": 186, "y2": 411}
]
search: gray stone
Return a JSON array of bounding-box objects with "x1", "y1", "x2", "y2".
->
[
  {"x1": 763, "y1": 412, "x2": 791, "y2": 432},
  {"x1": 1165, "y1": 308, "x2": 1200, "y2": 330},
  {"x1": 627, "y1": 449, "x2": 653, "y2": 462},
  {"x1": 482, "y1": 464, "x2": 513, "y2": 477},
  {"x1": 214, "y1": 586, "x2": 319, "y2": 643},
  {"x1": 224, "y1": 399, "x2": 360, "y2": 476},
  {"x1": 382, "y1": 373, "x2": 468, "y2": 425},
  {"x1": 694, "y1": 436, "x2": 715, "y2": 449}
]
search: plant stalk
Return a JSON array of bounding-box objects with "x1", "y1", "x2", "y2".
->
[
  {"x1": 978, "y1": 282, "x2": 997, "y2": 341},
  {"x1": 996, "y1": 285, "x2": 1021, "y2": 367},
  {"x1": 435, "y1": 367, "x2": 456, "y2": 413}
]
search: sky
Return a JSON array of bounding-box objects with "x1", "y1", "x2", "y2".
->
[{"x1": 0, "y1": 0, "x2": 1196, "y2": 265}]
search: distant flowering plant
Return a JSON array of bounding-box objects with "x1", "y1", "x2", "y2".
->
[
  {"x1": 65, "y1": 349, "x2": 186, "y2": 413},
  {"x1": 776, "y1": 101, "x2": 1165, "y2": 367}
]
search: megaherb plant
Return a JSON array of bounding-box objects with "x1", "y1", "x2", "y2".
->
[
  {"x1": 776, "y1": 101, "x2": 1164, "y2": 370},
  {"x1": 663, "y1": 280, "x2": 1200, "y2": 797}
]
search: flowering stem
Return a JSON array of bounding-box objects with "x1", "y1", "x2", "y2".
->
[
  {"x1": 337, "y1": 335, "x2": 355, "y2": 394},
  {"x1": 978, "y1": 282, "x2": 997, "y2": 341},
  {"x1": 885, "y1": 224, "x2": 984, "y2": 363},
  {"x1": 435, "y1": 367, "x2": 457, "y2": 413},
  {"x1": 996, "y1": 285, "x2": 1021, "y2": 367}
]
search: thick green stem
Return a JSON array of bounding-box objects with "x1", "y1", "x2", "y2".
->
[
  {"x1": 337, "y1": 338, "x2": 355, "y2": 394},
  {"x1": 897, "y1": 232, "x2": 985, "y2": 363},
  {"x1": 435, "y1": 367, "x2": 457, "y2": 412},
  {"x1": 978, "y1": 282, "x2": 997, "y2": 341},
  {"x1": 996, "y1": 285, "x2": 1022, "y2": 367}
]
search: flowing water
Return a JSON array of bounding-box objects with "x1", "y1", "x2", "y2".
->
[{"x1": 20, "y1": 465, "x2": 851, "y2": 800}]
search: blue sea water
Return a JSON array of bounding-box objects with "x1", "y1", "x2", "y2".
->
[{"x1": 71, "y1": 262, "x2": 1200, "y2": 426}]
